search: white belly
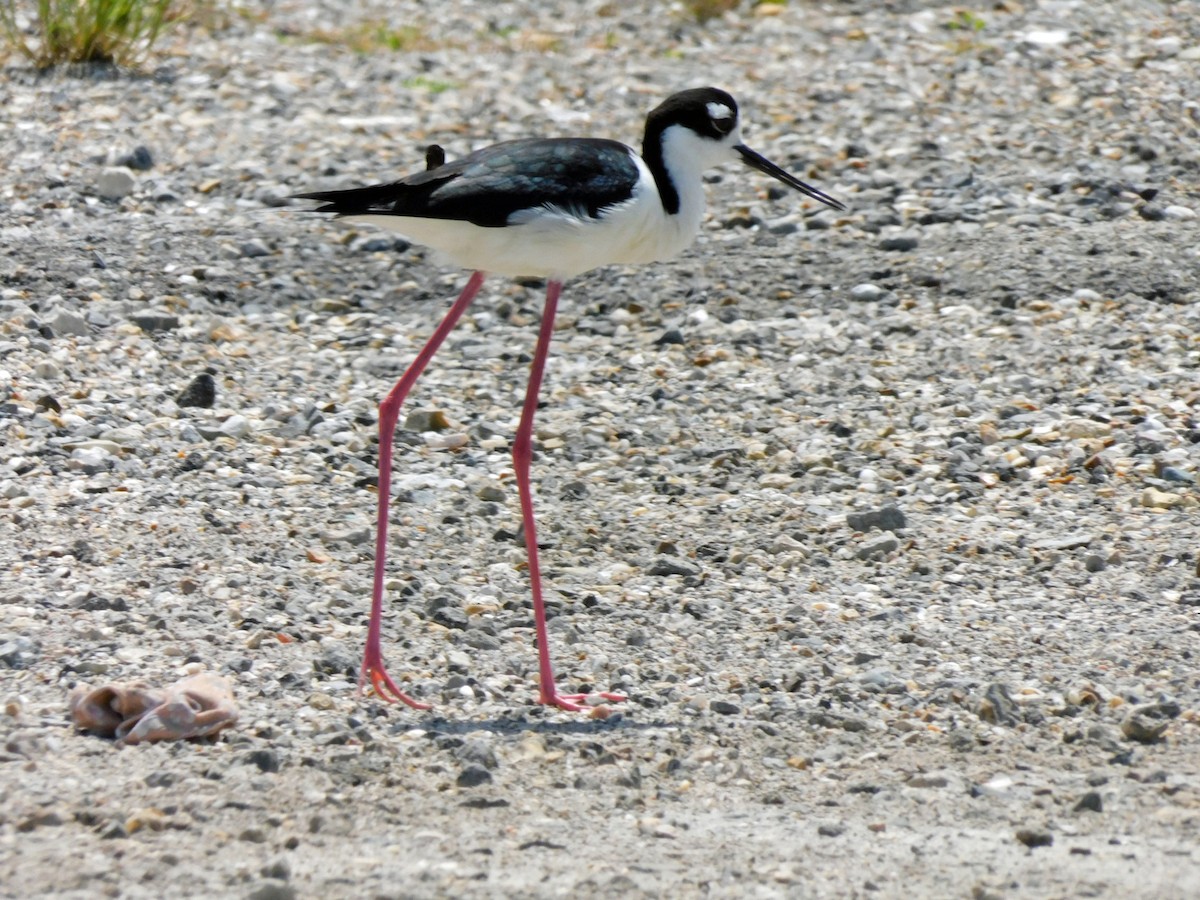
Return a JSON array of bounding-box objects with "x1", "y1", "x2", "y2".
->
[{"x1": 346, "y1": 159, "x2": 705, "y2": 280}]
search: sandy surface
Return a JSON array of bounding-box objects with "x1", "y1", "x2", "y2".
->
[{"x1": 2, "y1": 1, "x2": 1199, "y2": 897}]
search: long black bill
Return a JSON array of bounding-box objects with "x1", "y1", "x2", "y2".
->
[{"x1": 736, "y1": 145, "x2": 845, "y2": 211}]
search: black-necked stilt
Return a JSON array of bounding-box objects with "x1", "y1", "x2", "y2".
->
[{"x1": 293, "y1": 87, "x2": 844, "y2": 712}]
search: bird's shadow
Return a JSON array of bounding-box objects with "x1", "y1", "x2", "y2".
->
[{"x1": 388, "y1": 709, "x2": 672, "y2": 739}]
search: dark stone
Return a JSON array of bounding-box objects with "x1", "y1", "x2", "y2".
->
[
  {"x1": 809, "y1": 710, "x2": 869, "y2": 732},
  {"x1": 354, "y1": 236, "x2": 399, "y2": 253},
  {"x1": 1074, "y1": 791, "x2": 1103, "y2": 813},
  {"x1": 261, "y1": 858, "x2": 291, "y2": 881},
  {"x1": 176, "y1": 373, "x2": 216, "y2": 408},
  {"x1": 560, "y1": 481, "x2": 589, "y2": 500},
  {"x1": 849, "y1": 783, "x2": 882, "y2": 795},
  {"x1": 879, "y1": 234, "x2": 919, "y2": 252},
  {"x1": 1015, "y1": 828, "x2": 1054, "y2": 849},
  {"x1": 426, "y1": 599, "x2": 468, "y2": 630},
  {"x1": 131, "y1": 313, "x2": 180, "y2": 333},
  {"x1": 245, "y1": 749, "x2": 281, "y2": 773},
  {"x1": 462, "y1": 631, "x2": 501, "y2": 651},
  {"x1": 179, "y1": 452, "x2": 207, "y2": 472},
  {"x1": 34, "y1": 394, "x2": 61, "y2": 413},
  {"x1": 456, "y1": 764, "x2": 493, "y2": 788},
  {"x1": 846, "y1": 505, "x2": 907, "y2": 533},
  {"x1": 116, "y1": 145, "x2": 154, "y2": 171},
  {"x1": 655, "y1": 328, "x2": 685, "y2": 345},
  {"x1": 73, "y1": 593, "x2": 128, "y2": 611},
  {"x1": 646, "y1": 557, "x2": 700, "y2": 577}
]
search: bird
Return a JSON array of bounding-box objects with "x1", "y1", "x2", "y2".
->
[{"x1": 292, "y1": 86, "x2": 844, "y2": 712}]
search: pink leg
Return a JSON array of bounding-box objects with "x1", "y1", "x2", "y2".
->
[
  {"x1": 362, "y1": 271, "x2": 486, "y2": 707},
  {"x1": 514, "y1": 281, "x2": 627, "y2": 711}
]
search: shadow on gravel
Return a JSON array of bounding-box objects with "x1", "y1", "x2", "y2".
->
[{"x1": 399, "y1": 712, "x2": 670, "y2": 738}]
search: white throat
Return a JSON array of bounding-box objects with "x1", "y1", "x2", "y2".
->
[{"x1": 658, "y1": 122, "x2": 742, "y2": 223}]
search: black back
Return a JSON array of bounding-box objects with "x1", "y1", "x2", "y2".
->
[{"x1": 293, "y1": 138, "x2": 641, "y2": 229}]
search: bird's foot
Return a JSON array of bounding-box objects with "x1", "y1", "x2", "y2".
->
[
  {"x1": 540, "y1": 687, "x2": 628, "y2": 714},
  {"x1": 360, "y1": 657, "x2": 432, "y2": 710}
]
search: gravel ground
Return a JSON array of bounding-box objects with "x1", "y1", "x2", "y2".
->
[{"x1": 2, "y1": 0, "x2": 1200, "y2": 897}]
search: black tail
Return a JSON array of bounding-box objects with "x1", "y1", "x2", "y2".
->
[{"x1": 289, "y1": 183, "x2": 409, "y2": 216}]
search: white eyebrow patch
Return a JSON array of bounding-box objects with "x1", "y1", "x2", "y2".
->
[{"x1": 707, "y1": 101, "x2": 734, "y2": 123}]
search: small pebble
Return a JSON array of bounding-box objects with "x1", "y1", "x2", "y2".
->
[
  {"x1": 50, "y1": 309, "x2": 89, "y2": 337},
  {"x1": 856, "y1": 536, "x2": 899, "y2": 560},
  {"x1": 978, "y1": 683, "x2": 1022, "y2": 727},
  {"x1": 245, "y1": 880, "x2": 297, "y2": 900},
  {"x1": 849, "y1": 283, "x2": 885, "y2": 302},
  {"x1": 404, "y1": 409, "x2": 450, "y2": 432},
  {"x1": 260, "y1": 859, "x2": 291, "y2": 881},
  {"x1": 131, "y1": 312, "x2": 180, "y2": 333},
  {"x1": 240, "y1": 239, "x2": 273, "y2": 258},
  {"x1": 646, "y1": 557, "x2": 701, "y2": 577},
  {"x1": 1121, "y1": 701, "x2": 1180, "y2": 744},
  {"x1": 846, "y1": 506, "x2": 906, "y2": 533},
  {"x1": 1015, "y1": 828, "x2": 1054, "y2": 849},
  {"x1": 1074, "y1": 791, "x2": 1103, "y2": 813},
  {"x1": 115, "y1": 146, "x2": 154, "y2": 171},
  {"x1": 220, "y1": 415, "x2": 253, "y2": 438},
  {"x1": 879, "y1": 234, "x2": 919, "y2": 252},
  {"x1": 96, "y1": 167, "x2": 135, "y2": 200},
  {"x1": 1140, "y1": 487, "x2": 1181, "y2": 509}
]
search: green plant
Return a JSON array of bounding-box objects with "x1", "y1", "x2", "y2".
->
[
  {"x1": 684, "y1": 0, "x2": 739, "y2": 24},
  {"x1": 943, "y1": 10, "x2": 986, "y2": 33},
  {"x1": 302, "y1": 22, "x2": 428, "y2": 54},
  {"x1": 0, "y1": 0, "x2": 188, "y2": 69},
  {"x1": 402, "y1": 74, "x2": 456, "y2": 94},
  {"x1": 942, "y1": 9, "x2": 991, "y2": 55}
]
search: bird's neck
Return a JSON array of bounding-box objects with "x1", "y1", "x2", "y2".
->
[
  {"x1": 642, "y1": 125, "x2": 709, "y2": 229},
  {"x1": 642, "y1": 127, "x2": 680, "y2": 216}
]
